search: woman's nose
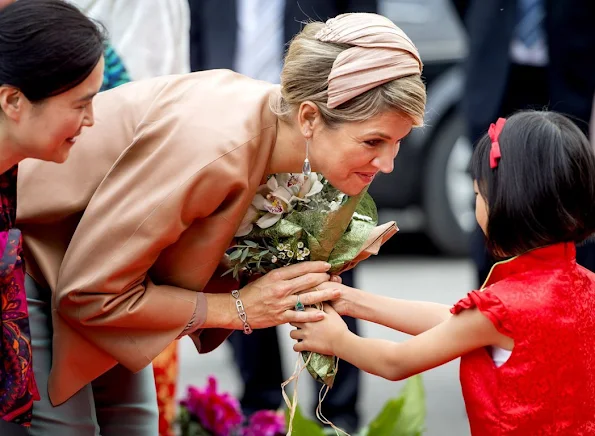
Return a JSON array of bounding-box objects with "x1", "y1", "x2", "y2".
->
[{"x1": 373, "y1": 143, "x2": 399, "y2": 173}]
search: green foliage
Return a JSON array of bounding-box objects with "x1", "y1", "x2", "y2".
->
[
  {"x1": 291, "y1": 375, "x2": 426, "y2": 436},
  {"x1": 285, "y1": 405, "x2": 327, "y2": 436}
]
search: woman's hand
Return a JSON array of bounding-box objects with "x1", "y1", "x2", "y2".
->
[
  {"x1": 290, "y1": 304, "x2": 349, "y2": 356},
  {"x1": 314, "y1": 282, "x2": 361, "y2": 318},
  {"x1": 240, "y1": 261, "x2": 340, "y2": 329}
]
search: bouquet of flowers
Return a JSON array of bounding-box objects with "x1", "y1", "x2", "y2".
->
[
  {"x1": 178, "y1": 375, "x2": 426, "y2": 436},
  {"x1": 229, "y1": 173, "x2": 397, "y2": 281},
  {"x1": 224, "y1": 172, "x2": 397, "y2": 431},
  {"x1": 226, "y1": 172, "x2": 396, "y2": 385}
]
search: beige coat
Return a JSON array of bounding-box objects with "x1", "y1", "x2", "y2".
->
[{"x1": 17, "y1": 70, "x2": 278, "y2": 405}]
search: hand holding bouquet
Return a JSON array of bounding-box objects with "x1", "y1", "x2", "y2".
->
[{"x1": 226, "y1": 172, "x2": 396, "y2": 388}]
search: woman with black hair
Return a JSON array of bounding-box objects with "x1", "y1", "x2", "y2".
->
[{"x1": 0, "y1": 0, "x2": 105, "y2": 432}]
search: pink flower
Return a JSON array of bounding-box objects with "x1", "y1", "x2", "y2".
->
[
  {"x1": 242, "y1": 410, "x2": 286, "y2": 436},
  {"x1": 180, "y1": 376, "x2": 244, "y2": 436}
]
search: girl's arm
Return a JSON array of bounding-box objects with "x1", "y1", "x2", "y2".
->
[
  {"x1": 292, "y1": 304, "x2": 511, "y2": 381},
  {"x1": 321, "y1": 283, "x2": 452, "y2": 335}
]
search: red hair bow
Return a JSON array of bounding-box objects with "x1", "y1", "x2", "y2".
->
[{"x1": 488, "y1": 118, "x2": 506, "y2": 169}]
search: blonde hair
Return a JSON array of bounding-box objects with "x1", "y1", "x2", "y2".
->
[{"x1": 271, "y1": 22, "x2": 426, "y2": 128}]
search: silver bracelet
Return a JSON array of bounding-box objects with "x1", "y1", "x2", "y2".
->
[{"x1": 231, "y1": 289, "x2": 253, "y2": 335}]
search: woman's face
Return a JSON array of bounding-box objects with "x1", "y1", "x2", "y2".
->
[
  {"x1": 1, "y1": 56, "x2": 104, "y2": 163},
  {"x1": 307, "y1": 109, "x2": 414, "y2": 196}
]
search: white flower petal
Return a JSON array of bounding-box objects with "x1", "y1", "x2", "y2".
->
[
  {"x1": 256, "y1": 213, "x2": 282, "y2": 229},
  {"x1": 266, "y1": 176, "x2": 279, "y2": 191},
  {"x1": 306, "y1": 179, "x2": 324, "y2": 197},
  {"x1": 252, "y1": 194, "x2": 268, "y2": 210},
  {"x1": 276, "y1": 173, "x2": 293, "y2": 189},
  {"x1": 234, "y1": 223, "x2": 254, "y2": 237},
  {"x1": 271, "y1": 187, "x2": 293, "y2": 204},
  {"x1": 244, "y1": 205, "x2": 260, "y2": 221},
  {"x1": 235, "y1": 205, "x2": 259, "y2": 236}
]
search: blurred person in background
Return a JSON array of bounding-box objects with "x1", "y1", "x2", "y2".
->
[
  {"x1": 188, "y1": 1, "x2": 377, "y2": 431},
  {"x1": 100, "y1": 44, "x2": 131, "y2": 92},
  {"x1": 67, "y1": 0, "x2": 190, "y2": 80},
  {"x1": 451, "y1": 0, "x2": 595, "y2": 286}
]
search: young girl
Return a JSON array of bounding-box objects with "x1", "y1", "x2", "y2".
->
[{"x1": 291, "y1": 110, "x2": 595, "y2": 435}]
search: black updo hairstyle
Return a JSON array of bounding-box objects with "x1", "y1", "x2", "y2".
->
[{"x1": 0, "y1": 0, "x2": 106, "y2": 102}]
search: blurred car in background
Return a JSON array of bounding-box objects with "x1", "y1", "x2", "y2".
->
[{"x1": 370, "y1": 0, "x2": 475, "y2": 256}]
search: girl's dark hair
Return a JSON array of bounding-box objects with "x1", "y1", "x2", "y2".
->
[
  {"x1": 471, "y1": 110, "x2": 595, "y2": 259},
  {"x1": 0, "y1": 0, "x2": 105, "y2": 102}
]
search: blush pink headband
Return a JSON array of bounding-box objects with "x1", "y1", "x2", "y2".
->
[{"x1": 314, "y1": 13, "x2": 423, "y2": 109}]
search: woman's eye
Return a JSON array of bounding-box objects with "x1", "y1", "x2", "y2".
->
[{"x1": 364, "y1": 139, "x2": 382, "y2": 147}]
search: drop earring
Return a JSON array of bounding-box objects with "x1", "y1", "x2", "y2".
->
[{"x1": 302, "y1": 139, "x2": 311, "y2": 176}]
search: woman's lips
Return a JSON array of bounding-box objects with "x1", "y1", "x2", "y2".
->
[{"x1": 355, "y1": 172, "x2": 376, "y2": 184}]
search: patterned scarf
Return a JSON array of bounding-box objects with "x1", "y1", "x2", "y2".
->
[{"x1": 0, "y1": 166, "x2": 39, "y2": 426}]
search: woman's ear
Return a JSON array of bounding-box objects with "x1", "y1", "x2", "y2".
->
[
  {"x1": 0, "y1": 85, "x2": 25, "y2": 121},
  {"x1": 297, "y1": 101, "x2": 321, "y2": 138}
]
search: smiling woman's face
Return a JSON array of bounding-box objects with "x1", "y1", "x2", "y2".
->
[
  {"x1": 0, "y1": 56, "x2": 104, "y2": 163},
  {"x1": 307, "y1": 110, "x2": 413, "y2": 196}
]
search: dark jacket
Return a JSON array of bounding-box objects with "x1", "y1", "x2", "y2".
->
[
  {"x1": 188, "y1": 0, "x2": 377, "y2": 71},
  {"x1": 453, "y1": 0, "x2": 595, "y2": 137}
]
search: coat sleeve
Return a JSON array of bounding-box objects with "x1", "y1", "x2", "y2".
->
[{"x1": 53, "y1": 112, "x2": 247, "y2": 372}]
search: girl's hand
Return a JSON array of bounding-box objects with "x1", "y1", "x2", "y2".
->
[
  {"x1": 314, "y1": 282, "x2": 360, "y2": 318},
  {"x1": 290, "y1": 304, "x2": 349, "y2": 356},
  {"x1": 240, "y1": 261, "x2": 340, "y2": 329}
]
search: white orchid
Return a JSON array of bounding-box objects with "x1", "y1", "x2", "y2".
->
[
  {"x1": 235, "y1": 173, "x2": 326, "y2": 235},
  {"x1": 277, "y1": 173, "x2": 324, "y2": 203},
  {"x1": 251, "y1": 175, "x2": 295, "y2": 229},
  {"x1": 235, "y1": 205, "x2": 259, "y2": 237}
]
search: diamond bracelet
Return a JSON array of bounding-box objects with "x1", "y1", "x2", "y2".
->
[{"x1": 231, "y1": 289, "x2": 253, "y2": 335}]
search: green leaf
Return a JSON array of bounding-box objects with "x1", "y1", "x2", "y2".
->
[
  {"x1": 229, "y1": 249, "x2": 243, "y2": 260},
  {"x1": 285, "y1": 405, "x2": 326, "y2": 436},
  {"x1": 367, "y1": 375, "x2": 426, "y2": 436},
  {"x1": 366, "y1": 397, "x2": 405, "y2": 436},
  {"x1": 245, "y1": 240, "x2": 258, "y2": 248},
  {"x1": 188, "y1": 421, "x2": 211, "y2": 436},
  {"x1": 259, "y1": 250, "x2": 270, "y2": 257},
  {"x1": 394, "y1": 375, "x2": 426, "y2": 436},
  {"x1": 240, "y1": 248, "x2": 250, "y2": 262},
  {"x1": 221, "y1": 268, "x2": 234, "y2": 277}
]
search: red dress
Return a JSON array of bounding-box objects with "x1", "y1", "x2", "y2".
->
[{"x1": 451, "y1": 243, "x2": 595, "y2": 435}]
